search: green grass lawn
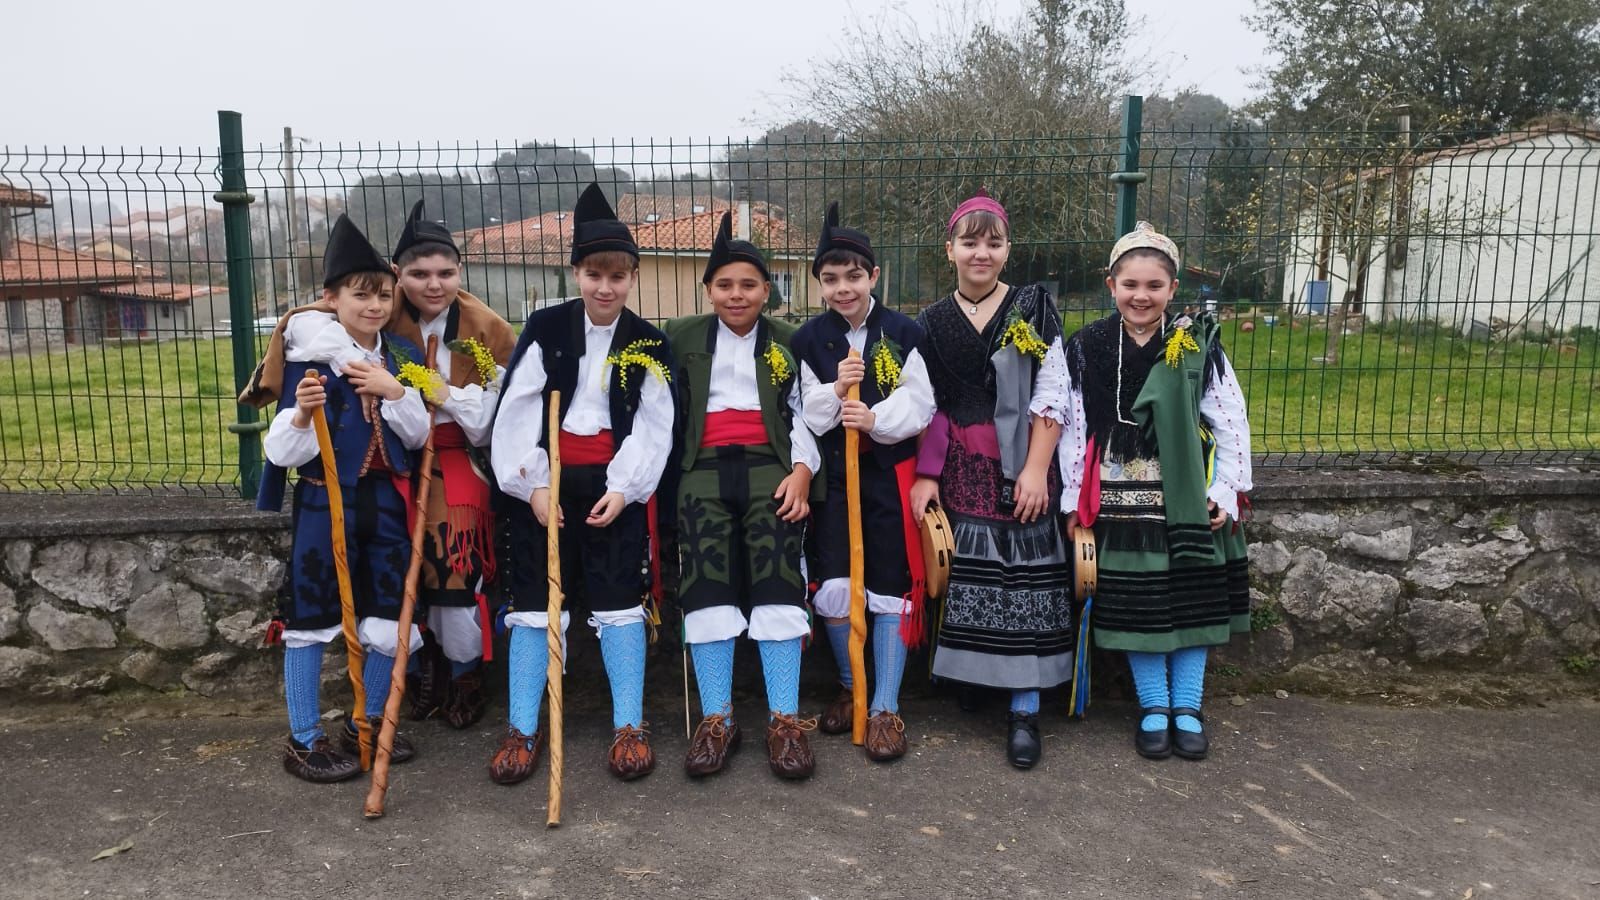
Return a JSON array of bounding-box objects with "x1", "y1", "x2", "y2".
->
[{"x1": 2, "y1": 318, "x2": 1597, "y2": 492}]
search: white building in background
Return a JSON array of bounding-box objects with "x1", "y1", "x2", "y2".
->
[{"x1": 1281, "y1": 127, "x2": 1600, "y2": 334}]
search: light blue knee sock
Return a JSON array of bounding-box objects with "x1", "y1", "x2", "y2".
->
[
  {"x1": 1009, "y1": 689, "x2": 1040, "y2": 715},
  {"x1": 1127, "y1": 651, "x2": 1171, "y2": 731},
  {"x1": 757, "y1": 638, "x2": 802, "y2": 717},
  {"x1": 870, "y1": 614, "x2": 906, "y2": 715},
  {"x1": 599, "y1": 621, "x2": 647, "y2": 729},
  {"x1": 284, "y1": 643, "x2": 324, "y2": 746},
  {"x1": 824, "y1": 619, "x2": 852, "y2": 688},
  {"x1": 1168, "y1": 646, "x2": 1208, "y2": 734},
  {"x1": 507, "y1": 625, "x2": 548, "y2": 736},
  {"x1": 362, "y1": 650, "x2": 394, "y2": 719},
  {"x1": 690, "y1": 638, "x2": 735, "y2": 721}
]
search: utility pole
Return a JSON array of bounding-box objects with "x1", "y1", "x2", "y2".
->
[{"x1": 283, "y1": 127, "x2": 299, "y2": 308}]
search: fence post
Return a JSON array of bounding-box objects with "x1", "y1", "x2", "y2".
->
[
  {"x1": 216, "y1": 110, "x2": 264, "y2": 501},
  {"x1": 1110, "y1": 94, "x2": 1146, "y2": 239}
]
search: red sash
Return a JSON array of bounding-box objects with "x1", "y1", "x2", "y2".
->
[
  {"x1": 432, "y1": 422, "x2": 497, "y2": 583},
  {"x1": 702, "y1": 410, "x2": 767, "y2": 447},
  {"x1": 560, "y1": 429, "x2": 616, "y2": 466},
  {"x1": 893, "y1": 456, "x2": 928, "y2": 649}
]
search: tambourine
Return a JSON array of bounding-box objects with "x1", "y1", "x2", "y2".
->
[
  {"x1": 1071, "y1": 523, "x2": 1097, "y2": 602},
  {"x1": 920, "y1": 501, "x2": 955, "y2": 600}
]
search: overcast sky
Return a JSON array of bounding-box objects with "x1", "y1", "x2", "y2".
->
[{"x1": 4, "y1": 0, "x2": 1268, "y2": 151}]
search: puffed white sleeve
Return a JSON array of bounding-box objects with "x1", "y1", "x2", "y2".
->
[
  {"x1": 1027, "y1": 337, "x2": 1069, "y2": 426},
  {"x1": 606, "y1": 369, "x2": 676, "y2": 505},
  {"x1": 799, "y1": 360, "x2": 842, "y2": 435},
  {"x1": 490, "y1": 345, "x2": 549, "y2": 503},
  {"x1": 380, "y1": 388, "x2": 431, "y2": 450},
  {"x1": 439, "y1": 365, "x2": 506, "y2": 447},
  {"x1": 787, "y1": 380, "x2": 822, "y2": 474},
  {"x1": 283, "y1": 311, "x2": 366, "y2": 374},
  {"x1": 262, "y1": 406, "x2": 319, "y2": 468},
  {"x1": 867, "y1": 348, "x2": 937, "y2": 444},
  {"x1": 1055, "y1": 360, "x2": 1089, "y2": 516},
  {"x1": 1199, "y1": 352, "x2": 1252, "y2": 520}
]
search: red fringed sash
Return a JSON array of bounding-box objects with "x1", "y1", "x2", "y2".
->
[{"x1": 893, "y1": 456, "x2": 928, "y2": 649}]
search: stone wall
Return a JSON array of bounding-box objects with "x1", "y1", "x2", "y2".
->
[{"x1": 1, "y1": 469, "x2": 1597, "y2": 704}]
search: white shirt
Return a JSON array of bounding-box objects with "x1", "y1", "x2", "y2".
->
[
  {"x1": 263, "y1": 331, "x2": 430, "y2": 468},
  {"x1": 416, "y1": 312, "x2": 505, "y2": 446},
  {"x1": 706, "y1": 318, "x2": 821, "y2": 473},
  {"x1": 491, "y1": 310, "x2": 675, "y2": 505},
  {"x1": 798, "y1": 300, "x2": 937, "y2": 445}
]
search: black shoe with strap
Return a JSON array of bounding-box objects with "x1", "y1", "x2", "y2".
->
[
  {"x1": 283, "y1": 735, "x2": 361, "y2": 783},
  {"x1": 1135, "y1": 706, "x2": 1173, "y2": 759},
  {"x1": 1170, "y1": 707, "x2": 1209, "y2": 760},
  {"x1": 1006, "y1": 711, "x2": 1041, "y2": 769}
]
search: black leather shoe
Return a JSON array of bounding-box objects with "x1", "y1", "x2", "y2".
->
[
  {"x1": 1135, "y1": 706, "x2": 1172, "y2": 759},
  {"x1": 1006, "y1": 712, "x2": 1041, "y2": 769},
  {"x1": 1170, "y1": 707, "x2": 1209, "y2": 760}
]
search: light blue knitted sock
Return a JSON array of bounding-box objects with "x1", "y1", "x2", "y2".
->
[
  {"x1": 507, "y1": 625, "x2": 548, "y2": 736},
  {"x1": 690, "y1": 638, "x2": 736, "y2": 722},
  {"x1": 870, "y1": 614, "x2": 906, "y2": 715},
  {"x1": 362, "y1": 650, "x2": 394, "y2": 719},
  {"x1": 599, "y1": 621, "x2": 647, "y2": 729},
  {"x1": 757, "y1": 638, "x2": 803, "y2": 717},
  {"x1": 283, "y1": 643, "x2": 324, "y2": 746},
  {"x1": 1009, "y1": 689, "x2": 1040, "y2": 715},
  {"x1": 1127, "y1": 651, "x2": 1171, "y2": 732},
  {"x1": 823, "y1": 619, "x2": 853, "y2": 688},
  {"x1": 1168, "y1": 646, "x2": 1208, "y2": 734}
]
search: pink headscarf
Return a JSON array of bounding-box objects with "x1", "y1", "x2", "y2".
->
[{"x1": 947, "y1": 188, "x2": 1009, "y2": 234}]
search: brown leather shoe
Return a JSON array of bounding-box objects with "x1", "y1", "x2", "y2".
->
[
  {"x1": 341, "y1": 717, "x2": 416, "y2": 765},
  {"x1": 864, "y1": 711, "x2": 908, "y2": 762},
  {"x1": 408, "y1": 637, "x2": 447, "y2": 720},
  {"x1": 684, "y1": 714, "x2": 742, "y2": 777},
  {"x1": 488, "y1": 727, "x2": 544, "y2": 785},
  {"x1": 283, "y1": 735, "x2": 361, "y2": 783},
  {"x1": 819, "y1": 687, "x2": 854, "y2": 735},
  {"x1": 608, "y1": 724, "x2": 656, "y2": 781},
  {"x1": 765, "y1": 712, "x2": 818, "y2": 780},
  {"x1": 442, "y1": 669, "x2": 488, "y2": 730}
]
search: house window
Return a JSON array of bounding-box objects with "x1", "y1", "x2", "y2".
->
[
  {"x1": 771, "y1": 272, "x2": 793, "y2": 305},
  {"x1": 5, "y1": 298, "x2": 25, "y2": 334},
  {"x1": 121, "y1": 301, "x2": 147, "y2": 334},
  {"x1": 158, "y1": 304, "x2": 173, "y2": 320},
  {"x1": 644, "y1": 213, "x2": 660, "y2": 223}
]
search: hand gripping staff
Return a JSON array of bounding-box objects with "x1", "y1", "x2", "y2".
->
[
  {"x1": 307, "y1": 369, "x2": 371, "y2": 771},
  {"x1": 364, "y1": 335, "x2": 439, "y2": 819},
  {"x1": 844, "y1": 349, "x2": 869, "y2": 745},
  {"x1": 545, "y1": 391, "x2": 566, "y2": 827}
]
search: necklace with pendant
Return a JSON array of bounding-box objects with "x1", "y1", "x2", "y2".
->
[
  {"x1": 1115, "y1": 313, "x2": 1164, "y2": 426},
  {"x1": 956, "y1": 283, "x2": 1001, "y2": 316}
]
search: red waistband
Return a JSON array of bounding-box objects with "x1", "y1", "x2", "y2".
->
[
  {"x1": 702, "y1": 410, "x2": 767, "y2": 448},
  {"x1": 560, "y1": 429, "x2": 615, "y2": 465},
  {"x1": 432, "y1": 421, "x2": 468, "y2": 449}
]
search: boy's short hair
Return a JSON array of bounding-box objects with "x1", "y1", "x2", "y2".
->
[
  {"x1": 395, "y1": 243, "x2": 462, "y2": 270},
  {"x1": 575, "y1": 250, "x2": 639, "y2": 275},
  {"x1": 814, "y1": 248, "x2": 875, "y2": 275},
  {"x1": 950, "y1": 209, "x2": 1010, "y2": 242},
  {"x1": 328, "y1": 270, "x2": 397, "y2": 294},
  {"x1": 1110, "y1": 247, "x2": 1178, "y2": 279}
]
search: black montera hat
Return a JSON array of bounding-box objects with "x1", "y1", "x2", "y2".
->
[
  {"x1": 702, "y1": 211, "x2": 770, "y2": 284},
  {"x1": 570, "y1": 182, "x2": 639, "y2": 265},
  {"x1": 811, "y1": 201, "x2": 876, "y2": 277},
  {"x1": 392, "y1": 200, "x2": 458, "y2": 262},
  {"x1": 322, "y1": 215, "x2": 392, "y2": 287}
]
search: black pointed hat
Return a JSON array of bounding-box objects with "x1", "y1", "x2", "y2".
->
[
  {"x1": 811, "y1": 201, "x2": 876, "y2": 277},
  {"x1": 702, "y1": 211, "x2": 770, "y2": 284},
  {"x1": 322, "y1": 214, "x2": 392, "y2": 288},
  {"x1": 392, "y1": 200, "x2": 458, "y2": 263},
  {"x1": 569, "y1": 182, "x2": 638, "y2": 265}
]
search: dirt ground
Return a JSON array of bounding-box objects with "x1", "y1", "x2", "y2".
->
[{"x1": 2, "y1": 689, "x2": 1597, "y2": 900}]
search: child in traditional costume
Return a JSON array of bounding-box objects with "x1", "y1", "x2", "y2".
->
[
  {"x1": 382, "y1": 201, "x2": 516, "y2": 729},
  {"x1": 908, "y1": 191, "x2": 1075, "y2": 769},
  {"x1": 1056, "y1": 222, "x2": 1251, "y2": 761},
  {"x1": 793, "y1": 202, "x2": 936, "y2": 762},
  {"x1": 488, "y1": 183, "x2": 675, "y2": 784},
  {"x1": 665, "y1": 212, "x2": 821, "y2": 780},
  {"x1": 246, "y1": 215, "x2": 430, "y2": 782}
]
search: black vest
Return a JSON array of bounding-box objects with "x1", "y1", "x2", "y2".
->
[{"x1": 792, "y1": 300, "x2": 923, "y2": 470}]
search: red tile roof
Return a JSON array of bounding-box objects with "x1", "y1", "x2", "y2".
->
[
  {"x1": 459, "y1": 199, "x2": 802, "y2": 263},
  {"x1": 630, "y1": 209, "x2": 804, "y2": 254},
  {"x1": 95, "y1": 282, "x2": 216, "y2": 303},
  {"x1": 0, "y1": 240, "x2": 147, "y2": 286},
  {"x1": 0, "y1": 181, "x2": 50, "y2": 208}
]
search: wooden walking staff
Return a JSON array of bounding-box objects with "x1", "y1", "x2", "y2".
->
[
  {"x1": 364, "y1": 335, "x2": 440, "y2": 819},
  {"x1": 307, "y1": 369, "x2": 372, "y2": 770},
  {"x1": 844, "y1": 349, "x2": 869, "y2": 745},
  {"x1": 545, "y1": 391, "x2": 566, "y2": 827}
]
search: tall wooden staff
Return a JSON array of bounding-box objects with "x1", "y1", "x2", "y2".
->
[
  {"x1": 364, "y1": 335, "x2": 439, "y2": 819},
  {"x1": 844, "y1": 349, "x2": 869, "y2": 745},
  {"x1": 545, "y1": 391, "x2": 566, "y2": 827},
  {"x1": 307, "y1": 369, "x2": 371, "y2": 770}
]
